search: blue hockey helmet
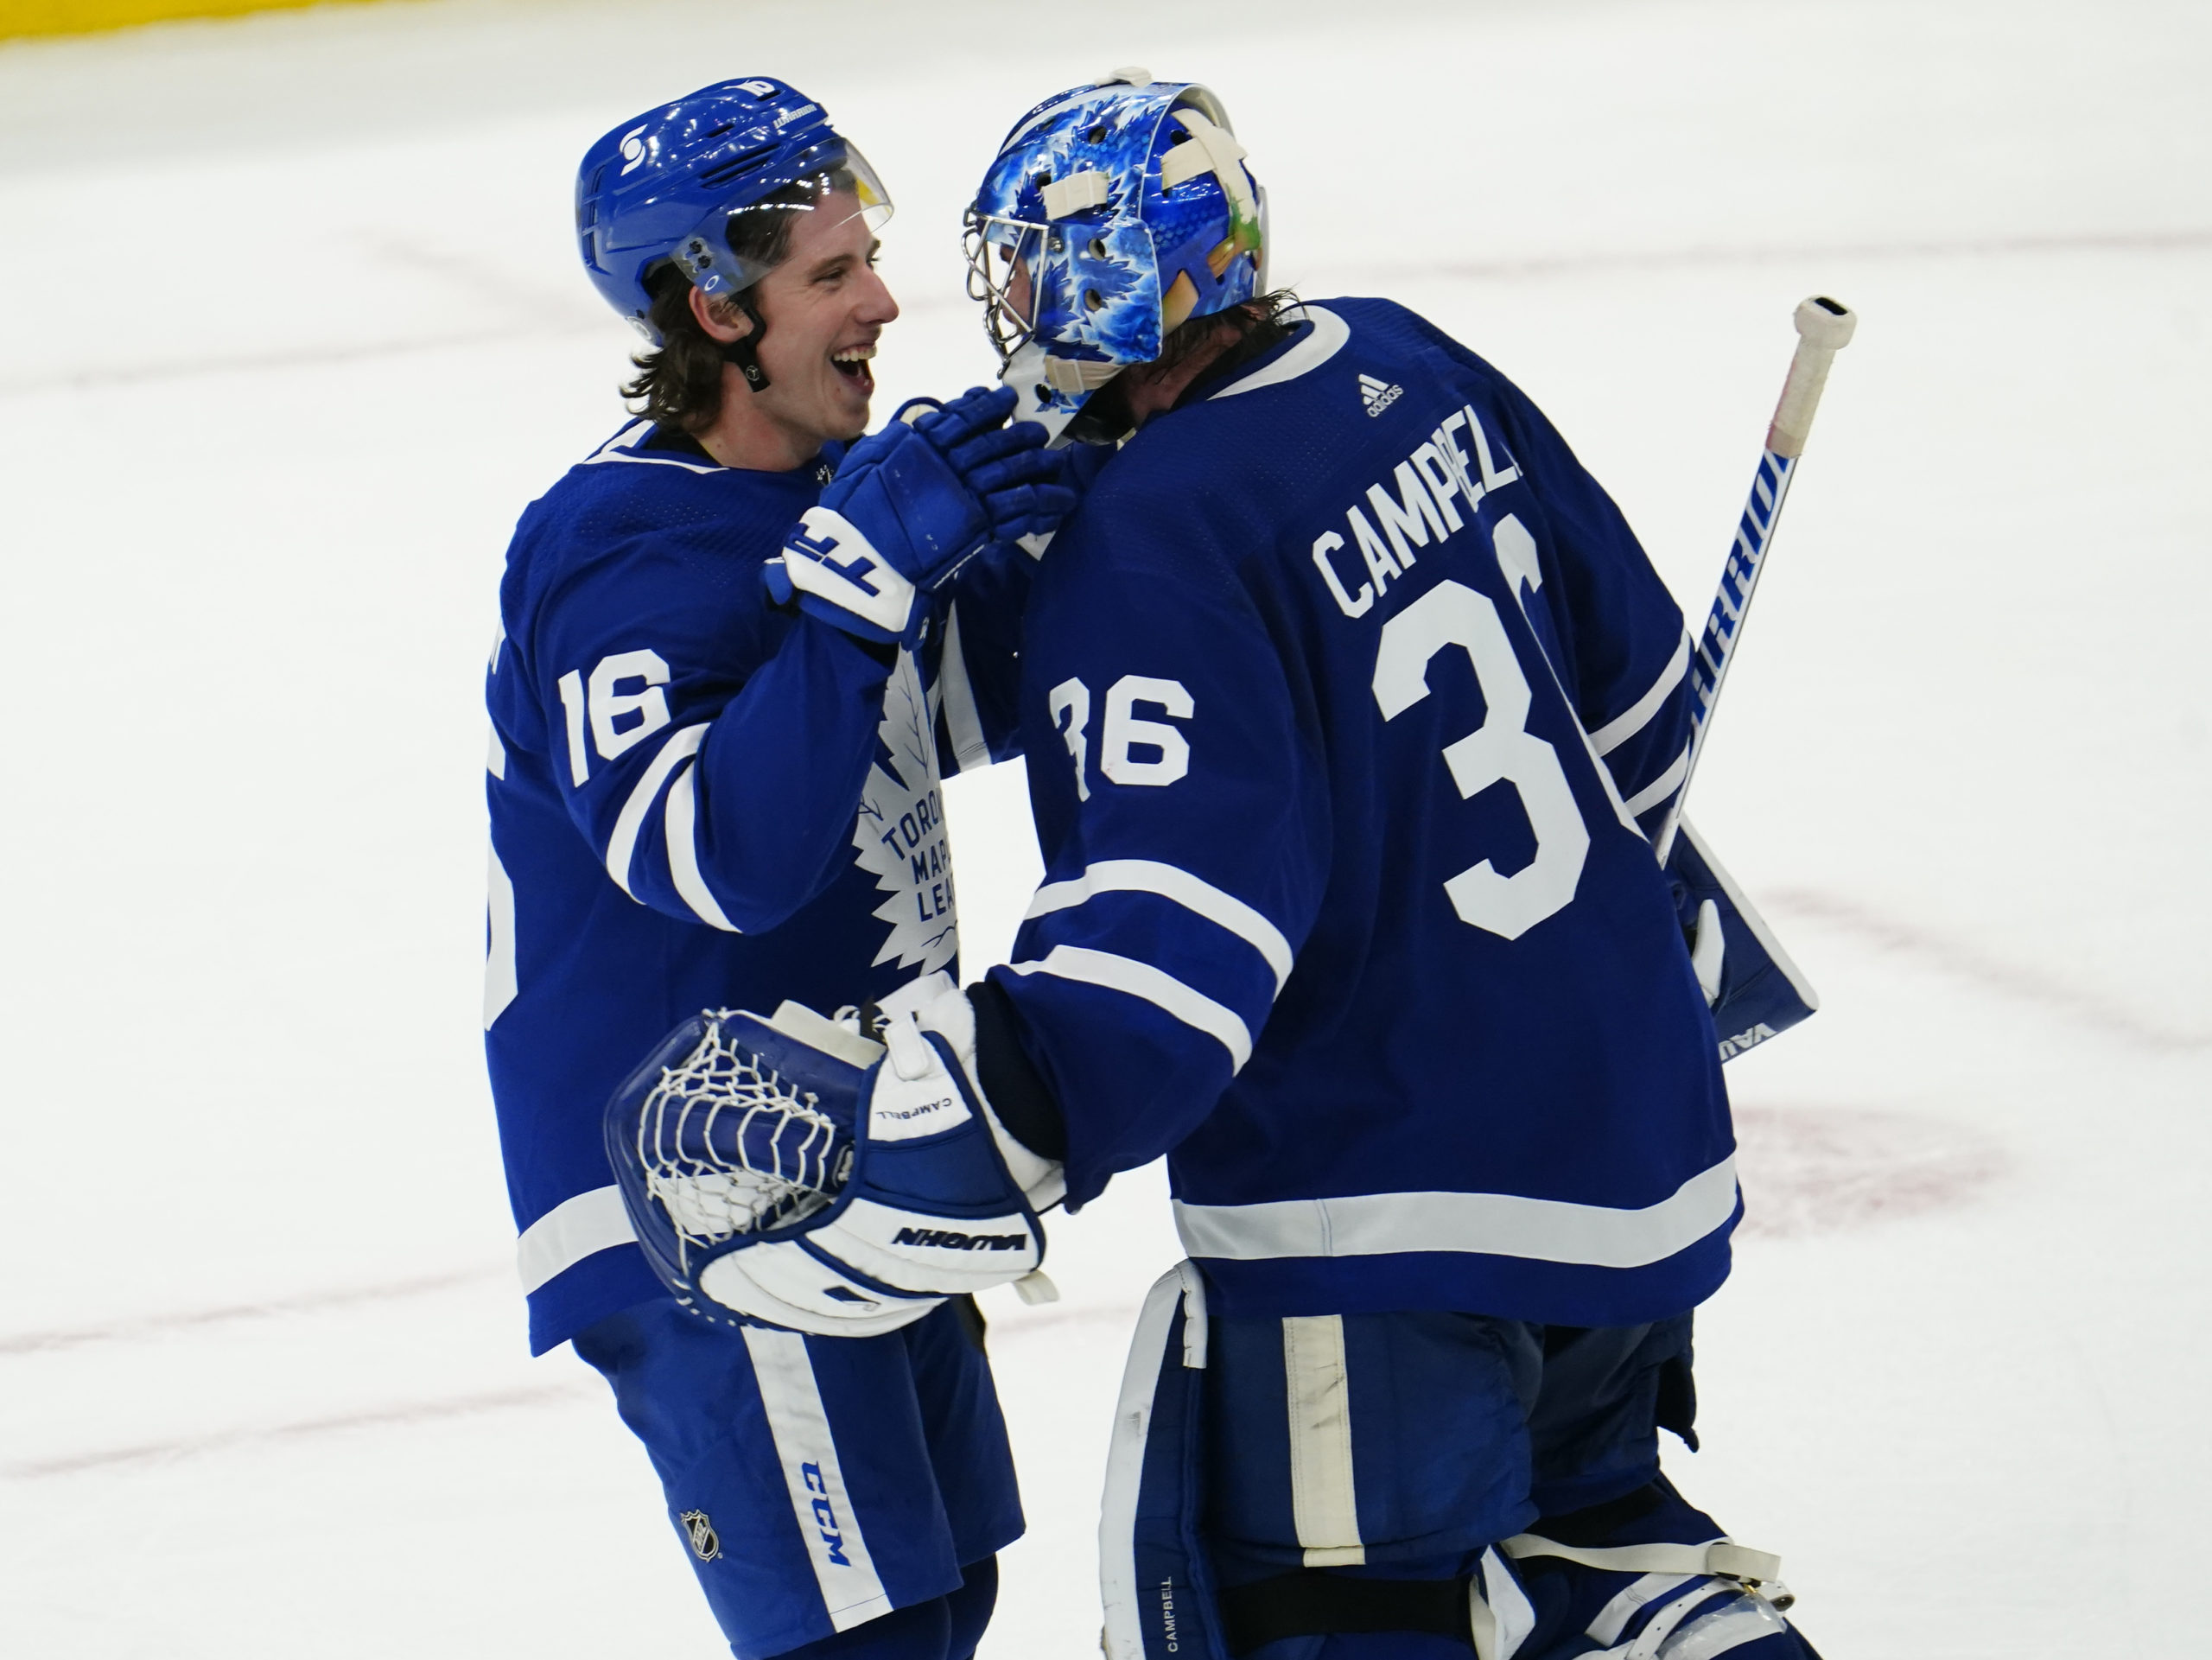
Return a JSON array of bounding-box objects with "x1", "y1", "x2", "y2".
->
[
  {"x1": 963, "y1": 68, "x2": 1266, "y2": 427},
  {"x1": 576, "y1": 77, "x2": 893, "y2": 343}
]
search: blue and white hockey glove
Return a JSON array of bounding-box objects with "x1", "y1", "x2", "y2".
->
[
  {"x1": 1664, "y1": 818, "x2": 1821, "y2": 1062},
  {"x1": 766, "y1": 386, "x2": 1074, "y2": 646},
  {"x1": 605, "y1": 976, "x2": 1060, "y2": 1337}
]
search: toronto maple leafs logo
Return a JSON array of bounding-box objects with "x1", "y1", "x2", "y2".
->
[{"x1": 854, "y1": 651, "x2": 959, "y2": 972}]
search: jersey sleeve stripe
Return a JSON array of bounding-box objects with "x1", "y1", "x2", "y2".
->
[
  {"x1": 664, "y1": 760, "x2": 741, "y2": 932},
  {"x1": 516, "y1": 1183, "x2": 636, "y2": 1294},
  {"x1": 484, "y1": 841, "x2": 518, "y2": 1030},
  {"x1": 938, "y1": 603, "x2": 993, "y2": 774},
  {"x1": 1590, "y1": 631, "x2": 1690, "y2": 757},
  {"x1": 1008, "y1": 944, "x2": 1255, "y2": 1070},
  {"x1": 1024, "y1": 860, "x2": 1295, "y2": 993},
  {"x1": 1172, "y1": 1154, "x2": 1738, "y2": 1272},
  {"x1": 1620, "y1": 743, "x2": 1691, "y2": 819},
  {"x1": 603, "y1": 722, "x2": 709, "y2": 897}
]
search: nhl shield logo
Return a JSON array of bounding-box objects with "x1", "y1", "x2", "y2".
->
[{"x1": 679, "y1": 1510, "x2": 721, "y2": 1562}]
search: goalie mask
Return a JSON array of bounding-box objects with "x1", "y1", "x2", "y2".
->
[
  {"x1": 963, "y1": 69, "x2": 1268, "y2": 434},
  {"x1": 576, "y1": 77, "x2": 893, "y2": 344}
]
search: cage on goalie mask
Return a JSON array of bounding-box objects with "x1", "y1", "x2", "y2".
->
[{"x1": 604, "y1": 1009, "x2": 863, "y2": 1311}]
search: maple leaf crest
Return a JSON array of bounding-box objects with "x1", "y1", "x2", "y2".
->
[{"x1": 853, "y1": 649, "x2": 959, "y2": 972}]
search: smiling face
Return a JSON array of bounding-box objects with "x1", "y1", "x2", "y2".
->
[{"x1": 745, "y1": 192, "x2": 899, "y2": 448}]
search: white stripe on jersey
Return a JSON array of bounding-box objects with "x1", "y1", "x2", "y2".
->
[
  {"x1": 1008, "y1": 945, "x2": 1254, "y2": 1070},
  {"x1": 484, "y1": 842, "x2": 518, "y2": 1030},
  {"x1": 604, "y1": 722, "x2": 709, "y2": 896},
  {"x1": 1172, "y1": 1154, "x2": 1738, "y2": 1271},
  {"x1": 1025, "y1": 860, "x2": 1294, "y2": 993},
  {"x1": 516, "y1": 1183, "x2": 635, "y2": 1294},
  {"x1": 741, "y1": 1326, "x2": 894, "y2": 1632},
  {"x1": 1209, "y1": 304, "x2": 1351, "y2": 399},
  {"x1": 1622, "y1": 743, "x2": 1691, "y2": 819},
  {"x1": 664, "y1": 760, "x2": 741, "y2": 932},
  {"x1": 1591, "y1": 632, "x2": 1691, "y2": 758},
  {"x1": 938, "y1": 603, "x2": 993, "y2": 774},
  {"x1": 580, "y1": 418, "x2": 722, "y2": 475}
]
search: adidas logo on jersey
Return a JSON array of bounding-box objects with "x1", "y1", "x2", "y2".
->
[
  {"x1": 1358, "y1": 372, "x2": 1403, "y2": 417},
  {"x1": 892, "y1": 1225, "x2": 1028, "y2": 1251}
]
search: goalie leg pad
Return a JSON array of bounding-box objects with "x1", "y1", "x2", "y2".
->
[
  {"x1": 1503, "y1": 1477, "x2": 1818, "y2": 1660},
  {"x1": 574, "y1": 1296, "x2": 1021, "y2": 1659}
]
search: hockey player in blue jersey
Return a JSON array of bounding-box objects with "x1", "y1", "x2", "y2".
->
[
  {"x1": 483, "y1": 79, "x2": 1074, "y2": 1660},
  {"x1": 671, "y1": 70, "x2": 1825, "y2": 1660}
]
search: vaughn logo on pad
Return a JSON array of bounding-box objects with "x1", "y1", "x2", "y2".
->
[{"x1": 891, "y1": 1226, "x2": 1029, "y2": 1251}]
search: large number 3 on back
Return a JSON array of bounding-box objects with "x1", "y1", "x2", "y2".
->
[{"x1": 1371, "y1": 551, "x2": 1589, "y2": 941}]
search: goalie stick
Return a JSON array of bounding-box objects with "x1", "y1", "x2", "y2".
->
[{"x1": 1654, "y1": 296, "x2": 1857, "y2": 865}]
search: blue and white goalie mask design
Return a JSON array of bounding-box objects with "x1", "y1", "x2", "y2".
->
[{"x1": 963, "y1": 70, "x2": 1268, "y2": 429}]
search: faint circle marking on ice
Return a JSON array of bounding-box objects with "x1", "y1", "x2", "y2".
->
[{"x1": 1731, "y1": 1106, "x2": 2007, "y2": 1239}]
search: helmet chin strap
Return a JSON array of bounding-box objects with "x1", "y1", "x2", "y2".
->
[{"x1": 716, "y1": 290, "x2": 772, "y2": 392}]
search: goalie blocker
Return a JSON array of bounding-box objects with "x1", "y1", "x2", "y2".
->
[
  {"x1": 605, "y1": 975, "x2": 1063, "y2": 1337},
  {"x1": 1666, "y1": 819, "x2": 1819, "y2": 1063}
]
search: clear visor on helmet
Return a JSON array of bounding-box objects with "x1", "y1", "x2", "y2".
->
[
  {"x1": 963, "y1": 208, "x2": 1050, "y2": 365},
  {"x1": 678, "y1": 143, "x2": 895, "y2": 299}
]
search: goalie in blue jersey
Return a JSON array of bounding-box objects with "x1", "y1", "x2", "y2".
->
[
  {"x1": 640, "y1": 70, "x2": 1829, "y2": 1660},
  {"x1": 482, "y1": 79, "x2": 1077, "y2": 1660}
]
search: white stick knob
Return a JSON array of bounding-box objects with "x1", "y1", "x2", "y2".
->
[{"x1": 1765, "y1": 296, "x2": 1857, "y2": 459}]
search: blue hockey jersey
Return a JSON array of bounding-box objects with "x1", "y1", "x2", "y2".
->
[
  {"x1": 987, "y1": 300, "x2": 1732, "y2": 1328},
  {"x1": 486, "y1": 419, "x2": 1024, "y2": 1354}
]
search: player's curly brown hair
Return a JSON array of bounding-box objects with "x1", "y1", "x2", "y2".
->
[{"x1": 619, "y1": 176, "x2": 825, "y2": 434}]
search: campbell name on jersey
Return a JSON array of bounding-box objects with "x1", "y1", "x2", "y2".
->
[
  {"x1": 990, "y1": 299, "x2": 1732, "y2": 1330},
  {"x1": 484, "y1": 421, "x2": 1019, "y2": 1353}
]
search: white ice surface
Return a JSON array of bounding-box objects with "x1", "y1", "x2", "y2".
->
[{"x1": 1, "y1": 0, "x2": 2207, "y2": 1654}]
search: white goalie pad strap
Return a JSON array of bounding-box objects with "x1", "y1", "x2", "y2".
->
[
  {"x1": 807, "y1": 1197, "x2": 1041, "y2": 1294},
  {"x1": 1627, "y1": 1593, "x2": 1792, "y2": 1659},
  {"x1": 698, "y1": 1239, "x2": 940, "y2": 1337},
  {"x1": 1603, "y1": 1580, "x2": 1716, "y2": 1660},
  {"x1": 1587, "y1": 1574, "x2": 1697, "y2": 1648},
  {"x1": 783, "y1": 506, "x2": 918, "y2": 637},
  {"x1": 1467, "y1": 1546, "x2": 1537, "y2": 1660},
  {"x1": 1500, "y1": 1534, "x2": 1782, "y2": 1586}
]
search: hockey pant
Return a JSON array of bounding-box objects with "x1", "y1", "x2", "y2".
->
[
  {"x1": 1100, "y1": 1265, "x2": 1818, "y2": 1660},
  {"x1": 575, "y1": 1294, "x2": 1021, "y2": 1660}
]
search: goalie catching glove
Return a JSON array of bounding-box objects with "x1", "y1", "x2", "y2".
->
[
  {"x1": 766, "y1": 385, "x2": 1078, "y2": 646},
  {"x1": 604, "y1": 972, "x2": 1064, "y2": 1337}
]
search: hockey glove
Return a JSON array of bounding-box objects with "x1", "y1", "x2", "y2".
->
[
  {"x1": 766, "y1": 386, "x2": 1072, "y2": 646},
  {"x1": 605, "y1": 983, "x2": 1054, "y2": 1338},
  {"x1": 1664, "y1": 818, "x2": 1821, "y2": 1062}
]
